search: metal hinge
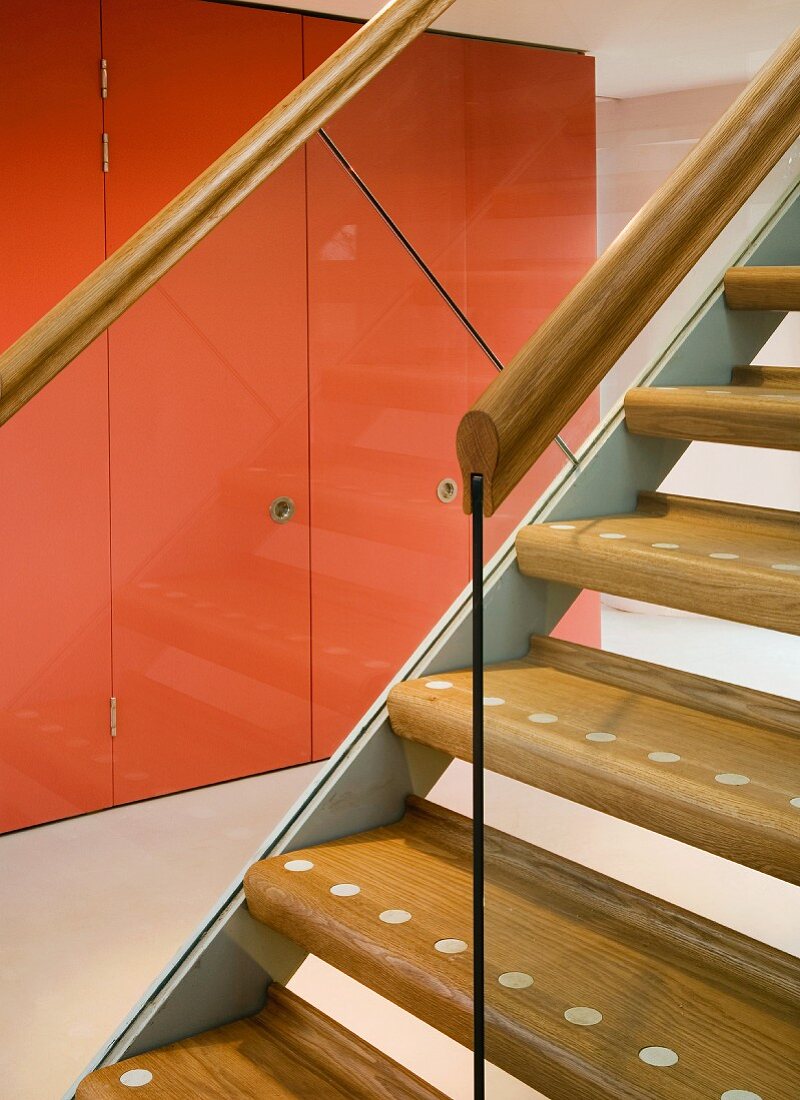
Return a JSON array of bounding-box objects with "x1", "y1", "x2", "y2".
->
[
  {"x1": 110, "y1": 696, "x2": 117, "y2": 738},
  {"x1": 102, "y1": 132, "x2": 109, "y2": 173},
  {"x1": 100, "y1": 58, "x2": 108, "y2": 99}
]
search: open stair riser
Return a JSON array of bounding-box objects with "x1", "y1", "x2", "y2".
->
[
  {"x1": 69, "y1": 90, "x2": 800, "y2": 1100},
  {"x1": 516, "y1": 492, "x2": 800, "y2": 636},
  {"x1": 244, "y1": 798, "x2": 800, "y2": 1100},
  {"x1": 725, "y1": 265, "x2": 800, "y2": 309},
  {"x1": 625, "y1": 364, "x2": 800, "y2": 450},
  {"x1": 75, "y1": 985, "x2": 449, "y2": 1099},
  {"x1": 388, "y1": 636, "x2": 800, "y2": 883}
]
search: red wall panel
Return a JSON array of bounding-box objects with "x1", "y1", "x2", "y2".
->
[
  {"x1": 103, "y1": 0, "x2": 312, "y2": 802},
  {"x1": 0, "y1": 0, "x2": 112, "y2": 832},
  {"x1": 1, "y1": 3, "x2": 599, "y2": 826},
  {"x1": 304, "y1": 20, "x2": 474, "y2": 759},
  {"x1": 305, "y1": 19, "x2": 599, "y2": 757},
  {"x1": 461, "y1": 39, "x2": 600, "y2": 645}
]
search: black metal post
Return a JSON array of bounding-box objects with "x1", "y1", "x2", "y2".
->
[{"x1": 471, "y1": 473, "x2": 485, "y2": 1100}]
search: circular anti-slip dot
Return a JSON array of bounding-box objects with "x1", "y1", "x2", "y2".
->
[
  {"x1": 791, "y1": 797, "x2": 800, "y2": 809},
  {"x1": 528, "y1": 713, "x2": 558, "y2": 724},
  {"x1": 564, "y1": 1007, "x2": 603, "y2": 1026},
  {"x1": 330, "y1": 884, "x2": 360, "y2": 897},
  {"x1": 498, "y1": 972, "x2": 533, "y2": 989},
  {"x1": 284, "y1": 859, "x2": 314, "y2": 872},
  {"x1": 435, "y1": 938, "x2": 468, "y2": 954},
  {"x1": 586, "y1": 732, "x2": 616, "y2": 743},
  {"x1": 484, "y1": 697, "x2": 506, "y2": 707},
  {"x1": 771, "y1": 563, "x2": 800, "y2": 572},
  {"x1": 639, "y1": 1047, "x2": 679, "y2": 1067},
  {"x1": 380, "y1": 910, "x2": 412, "y2": 925},
  {"x1": 720, "y1": 1092, "x2": 763, "y2": 1100},
  {"x1": 709, "y1": 552, "x2": 739, "y2": 560},
  {"x1": 551, "y1": 524, "x2": 576, "y2": 531},
  {"x1": 648, "y1": 752, "x2": 681, "y2": 763},
  {"x1": 599, "y1": 532, "x2": 626, "y2": 540},
  {"x1": 652, "y1": 542, "x2": 680, "y2": 550},
  {"x1": 425, "y1": 680, "x2": 453, "y2": 690},
  {"x1": 120, "y1": 1069, "x2": 153, "y2": 1088},
  {"x1": 715, "y1": 773, "x2": 750, "y2": 786}
]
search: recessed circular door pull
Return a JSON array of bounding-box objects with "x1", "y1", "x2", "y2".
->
[
  {"x1": 437, "y1": 478, "x2": 458, "y2": 503},
  {"x1": 269, "y1": 496, "x2": 296, "y2": 524}
]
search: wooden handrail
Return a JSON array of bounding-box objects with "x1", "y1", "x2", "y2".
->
[
  {"x1": 457, "y1": 27, "x2": 800, "y2": 516},
  {"x1": 0, "y1": 0, "x2": 456, "y2": 427}
]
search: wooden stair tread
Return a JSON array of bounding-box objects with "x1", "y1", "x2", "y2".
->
[
  {"x1": 244, "y1": 797, "x2": 800, "y2": 1100},
  {"x1": 515, "y1": 491, "x2": 800, "y2": 635},
  {"x1": 725, "y1": 265, "x2": 800, "y2": 310},
  {"x1": 388, "y1": 636, "x2": 800, "y2": 883},
  {"x1": 625, "y1": 366, "x2": 800, "y2": 449},
  {"x1": 76, "y1": 985, "x2": 445, "y2": 1100}
]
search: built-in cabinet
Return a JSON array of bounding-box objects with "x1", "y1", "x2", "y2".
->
[
  {"x1": 0, "y1": 0, "x2": 597, "y2": 832},
  {"x1": 0, "y1": 0, "x2": 112, "y2": 830},
  {"x1": 103, "y1": 1, "x2": 312, "y2": 806}
]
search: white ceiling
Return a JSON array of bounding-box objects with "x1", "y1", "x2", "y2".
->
[{"x1": 248, "y1": 0, "x2": 799, "y2": 98}]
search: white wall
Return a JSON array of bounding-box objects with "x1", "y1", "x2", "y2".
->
[
  {"x1": 239, "y1": 0, "x2": 799, "y2": 98},
  {"x1": 597, "y1": 83, "x2": 800, "y2": 517}
]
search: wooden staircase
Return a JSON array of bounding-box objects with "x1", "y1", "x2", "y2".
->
[
  {"x1": 245, "y1": 797, "x2": 800, "y2": 1100},
  {"x1": 624, "y1": 364, "x2": 800, "y2": 450},
  {"x1": 515, "y1": 493, "x2": 800, "y2": 634},
  {"x1": 388, "y1": 635, "x2": 800, "y2": 883},
  {"x1": 77, "y1": 985, "x2": 448, "y2": 1099},
  {"x1": 0, "y1": 0, "x2": 793, "y2": 1093},
  {"x1": 76, "y1": 263, "x2": 800, "y2": 1099}
]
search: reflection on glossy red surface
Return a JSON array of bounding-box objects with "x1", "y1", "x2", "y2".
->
[
  {"x1": 104, "y1": 0, "x2": 311, "y2": 802},
  {"x1": 463, "y1": 38, "x2": 599, "y2": 568},
  {"x1": 305, "y1": 21, "x2": 471, "y2": 759},
  {"x1": 462, "y1": 37, "x2": 600, "y2": 647},
  {"x1": 306, "y1": 20, "x2": 599, "y2": 756},
  {"x1": 3, "y1": 4, "x2": 598, "y2": 826},
  {"x1": 0, "y1": 0, "x2": 112, "y2": 832}
]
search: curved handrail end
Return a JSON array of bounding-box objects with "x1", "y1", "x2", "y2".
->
[{"x1": 457, "y1": 410, "x2": 500, "y2": 516}]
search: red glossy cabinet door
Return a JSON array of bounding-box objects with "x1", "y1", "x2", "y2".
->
[
  {"x1": 463, "y1": 39, "x2": 598, "y2": 562},
  {"x1": 1, "y1": 4, "x2": 598, "y2": 828},
  {"x1": 0, "y1": 0, "x2": 112, "y2": 832},
  {"x1": 461, "y1": 39, "x2": 601, "y2": 645},
  {"x1": 103, "y1": 0, "x2": 311, "y2": 802},
  {"x1": 304, "y1": 21, "x2": 473, "y2": 758},
  {"x1": 305, "y1": 19, "x2": 599, "y2": 757}
]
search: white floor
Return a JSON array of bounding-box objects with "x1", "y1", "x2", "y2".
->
[
  {"x1": 0, "y1": 763, "x2": 323, "y2": 1100},
  {"x1": 2, "y1": 607, "x2": 800, "y2": 1100}
]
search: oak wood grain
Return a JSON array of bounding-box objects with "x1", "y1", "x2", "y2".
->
[
  {"x1": 725, "y1": 265, "x2": 800, "y2": 310},
  {"x1": 529, "y1": 633, "x2": 800, "y2": 736},
  {"x1": 624, "y1": 365, "x2": 800, "y2": 449},
  {"x1": 515, "y1": 491, "x2": 800, "y2": 634},
  {"x1": 244, "y1": 797, "x2": 800, "y2": 1100},
  {"x1": 76, "y1": 985, "x2": 448, "y2": 1099},
  {"x1": 387, "y1": 637, "x2": 800, "y2": 882},
  {"x1": 0, "y1": 0, "x2": 457, "y2": 427},
  {"x1": 457, "y1": 28, "x2": 800, "y2": 514},
  {"x1": 733, "y1": 364, "x2": 800, "y2": 388}
]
